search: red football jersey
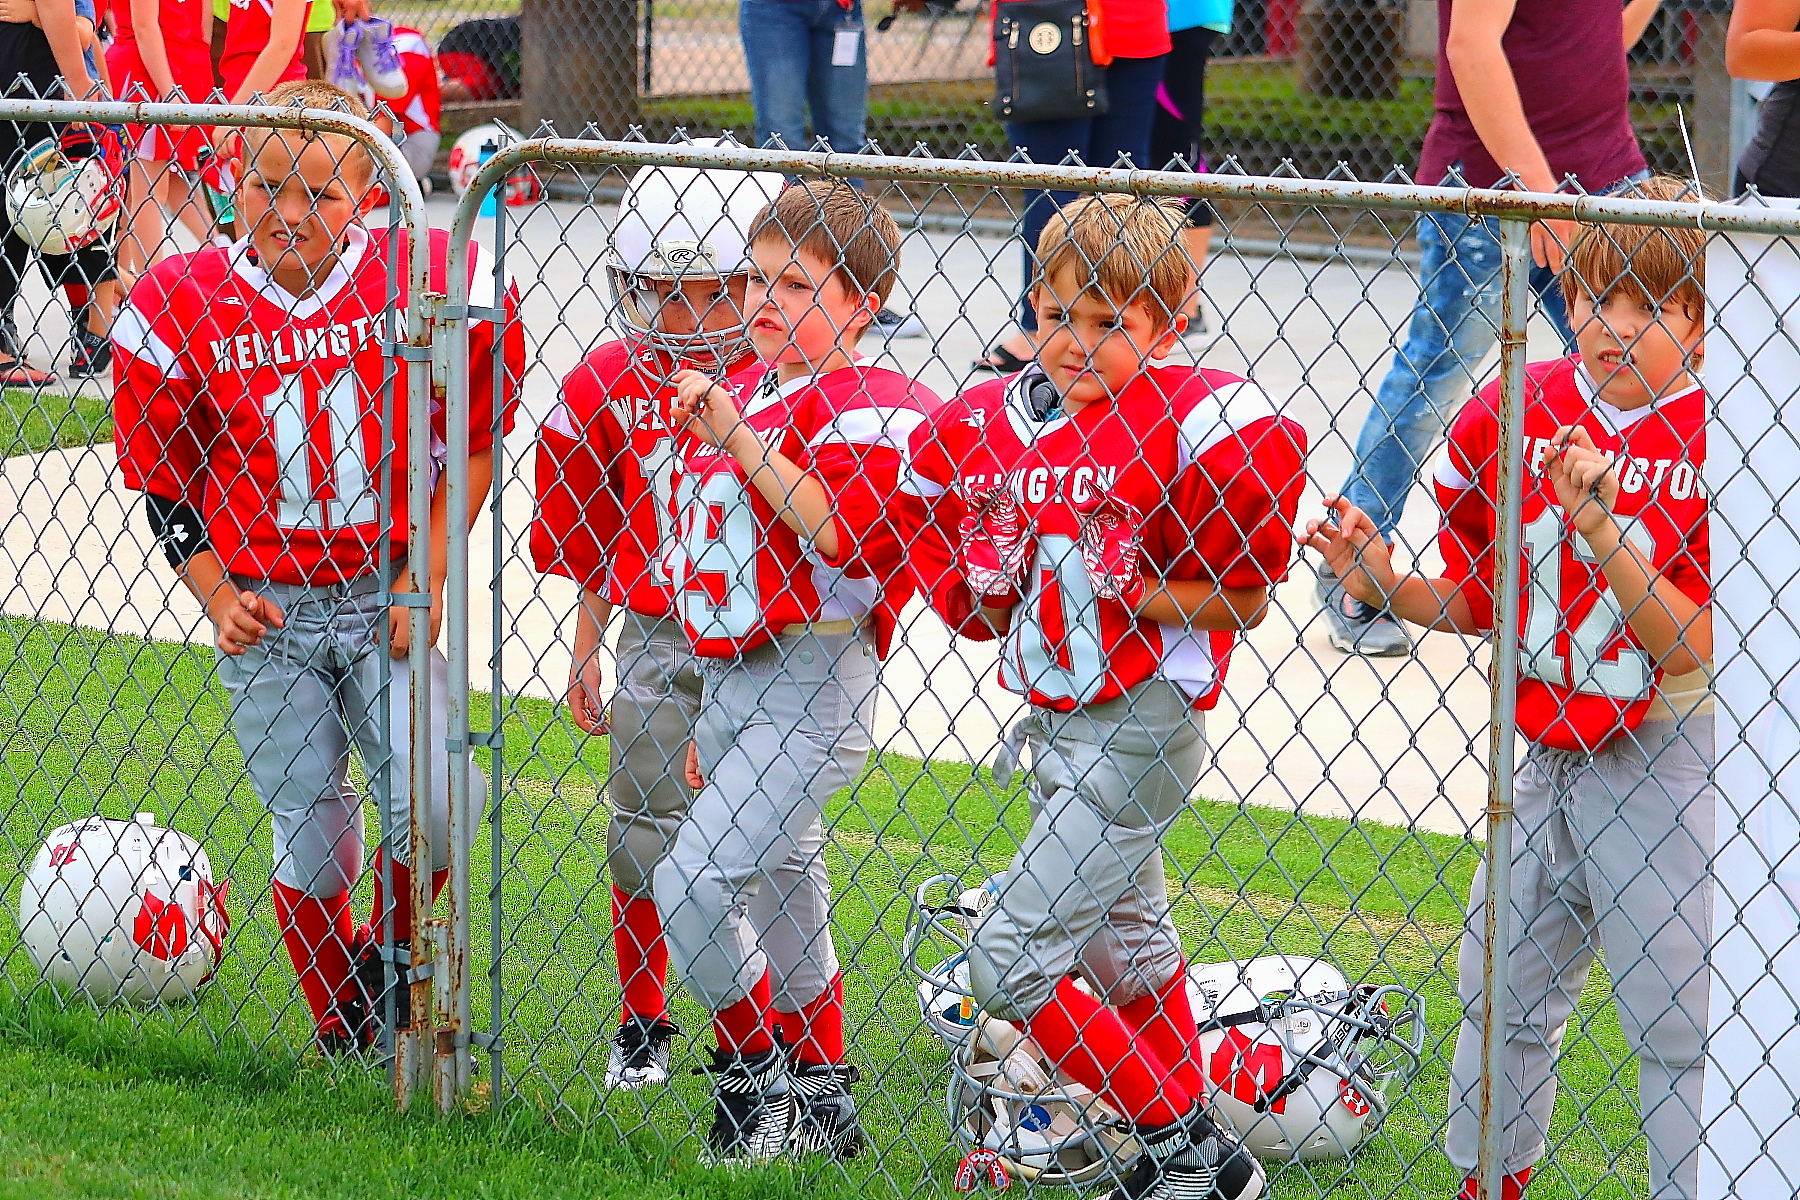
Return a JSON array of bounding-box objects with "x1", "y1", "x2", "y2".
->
[
  {"x1": 898, "y1": 367, "x2": 1306, "y2": 712},
  {"x1": 665, "y1": 363, "x2": 941, "y2": 659},
  {"x1": 388, "y1": 27, "x2": 442, "y2": 136},
  {"x1": 531, "y1": 339, "x2": 763, "y2": 621},
  {"x1": 219, "y1": 0, "x2": 307, "y2": 99},
  {"x1": 1434, "y1": 355, "x2": 1709, "y2": 752},
  {"x1": 113, "y1": 226, "x2": 524, "y2": 585}
]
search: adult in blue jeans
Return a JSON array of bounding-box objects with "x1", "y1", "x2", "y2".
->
[
  {"x1": 976, "y1": 0, "x2": 1171, "y2": 372},
  {"x1": 738, "y1": 0, "x2": 927, "y2": 337},
  {"x1": 1320, "y1": 0, "x2": 1664, "y2": 657},
  {"x1": 739, "y1": 0, "x2": 868, "y2": 155}
]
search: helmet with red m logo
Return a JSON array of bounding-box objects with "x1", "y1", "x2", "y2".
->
[
  {"x1": 1188, "y1": 956, "x2": 1425, "y2": 1160},
  {"x1": 18, "y1": 814, "x2": 229, "y2": 1005}
]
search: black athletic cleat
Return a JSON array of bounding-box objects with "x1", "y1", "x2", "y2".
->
[
  {"x1": 1108, "y1": 1105, "x2": 1265, "y2": 1200},
  {"x1": 353, "y1": 934, "x2": 412, "y2": 1037},
  {"x1": 789, "y1": 1061, "x2": 863, "y2": 1159},
  {"x1": 701, "y1": 1045, "x2": 797, "y2": 1165},
  {"x1": 67, "y1": 318, "x2": 110, "y2": 377},
  {"x1": 606, "y1": 1014, "x2": 679, "y2": 1089}
]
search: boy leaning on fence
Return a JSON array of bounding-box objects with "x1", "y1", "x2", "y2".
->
[
  {"x1": 1302, "y1": 176, "x2": 1711, "y2": 1200},
  {"x1": 529, "y1": 156, "x2": 785, "y2": 1091},
  {"x1": 110, "y1": 81, "x2": 524, "y2": 1055},
  {"x1": 651, "y1": 179, "x2": 941, "y2": 1165},
  {"x1": 893, "y1": 193, "x2": 1305, "y2": 1200}
]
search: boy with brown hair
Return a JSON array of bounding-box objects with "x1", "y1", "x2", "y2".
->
[
  {"x1": 112, "y1": 79, "x2": 522, "y2": 1053},
  {"x1": 1304, "y1": 177, "x2": 1711, "y2": 1199},
  {"x1": 895, "y1": 192, "x2": 1306, "y2": 1200},
  {"x1": 653, "y1": 179, "x2": 941, "y2": 1164}
]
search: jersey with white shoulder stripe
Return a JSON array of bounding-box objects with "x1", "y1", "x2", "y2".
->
[
  {"x1": 1434, "y1": 355, "x2": 1709, "y2": 752},
  {"x1": 530, "y1": 338, "x2": 764, "y2": 620},
  {"x1": 899, "y1": 366, "x2": 1305, "y2": 711},
  {"x1": 663, "y1": 362, "x2": 941, "y2": 659},
  {"x1": 112, "y1": 227, "x2": 523, "y2": 584}
]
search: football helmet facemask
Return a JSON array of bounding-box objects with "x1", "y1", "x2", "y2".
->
[{"x1": 1188, "y1": 955, "x2": 1425, "y2": 1160}]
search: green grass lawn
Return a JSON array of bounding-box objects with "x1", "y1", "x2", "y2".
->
[
  {"x1": 0, "y1": 389, "x2": 111, "y2": 458},
  {"x1": 0, "y1": 615, "x2": 1652, "y2": 1198}
]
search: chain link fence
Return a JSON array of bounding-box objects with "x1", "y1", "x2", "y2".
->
[{"x1": 2, "y1": 103, "x2": 1798, "y2": 1198}]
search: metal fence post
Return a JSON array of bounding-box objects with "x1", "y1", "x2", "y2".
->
[{"x1": 1474, "y1": 215, "x2": 1532, "y2": 1200}]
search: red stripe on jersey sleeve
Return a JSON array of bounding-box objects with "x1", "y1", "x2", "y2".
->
[{"x1": 111, "y1": 263, "x2": 211, "y2": 509}]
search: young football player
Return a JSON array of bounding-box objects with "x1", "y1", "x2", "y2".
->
[
  {"x1": 895, "y1": 192, "x2": 1305, "y2": 1200},
  {"x1": 1302, "y1": 177, "x2": 1710, "y2": 1200},
  {"x1": 653, "y1": 179, "x2": 940, "y2": 1163},
  {"x1": 111, "y1": 80, "x2": 522, "y2": 1053},
  {"x1": 529, "y1": 157, "x2": 785, "y2": 1090}
]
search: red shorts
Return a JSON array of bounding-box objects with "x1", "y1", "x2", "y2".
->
[
  {"x1": 106, "y1": 40, "x2": 214, "y2": 167},
  {"x1": 218, "y1": 47, "x2": 307, "y2": 103}
]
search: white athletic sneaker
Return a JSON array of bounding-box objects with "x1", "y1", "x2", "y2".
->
[
  {"x1": 789, "y1": 1061, "x2": 864, "y2": 1159},
  {"x1": 355, "y1": 18, "x2": 410, "y2": 99},
  {"x1": 605, "y1": 1015, "x2": 678, "y2": 1090}
]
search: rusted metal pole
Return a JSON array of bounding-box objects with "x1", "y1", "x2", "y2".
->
[{"x1": 1475, "y1": 216, "x2": 1532, "y2": 1200}]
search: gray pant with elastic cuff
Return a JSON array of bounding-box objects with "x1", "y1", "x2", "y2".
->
[
  {"x1": 214, "y1": 572, "x2": 481, "y2": 898},
  {"x1": 968, "y1": 680, "x2": 1208, "y2": 1022},
  {"x1": 1444, "y1": 715, "x2": 1714, "y2": 1199},
  {"x1": 653, "y1": 626, "x2": 877, "y2": 1014},
  {"x1": 607, "y1": 612, "x2": 705, "y2": 898}
]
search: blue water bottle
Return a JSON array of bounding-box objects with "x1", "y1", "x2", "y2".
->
[{"x1": 477, "y1": 136, "x2": 500, "y2": 217}]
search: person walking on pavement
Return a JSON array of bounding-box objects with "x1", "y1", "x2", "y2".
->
[{"x1": 1318, "y1": 0, "x2": 1662, "y2": 655}]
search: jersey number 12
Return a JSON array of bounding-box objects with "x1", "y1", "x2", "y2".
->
[{"x1": 1519, "y1": 508, "x2": 1654, "y2": 699}]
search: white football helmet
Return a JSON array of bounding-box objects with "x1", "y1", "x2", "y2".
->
[
  {"x1": 446, "y1": 121, "x2": 538, "y2": 204},
  {"x1": 5, "y1": 125, "x2": 124, "y2": 255},
  {"x1": 947, "y1": 1015, "x2": 1138, "y2": 1187},
  {"x1": 19, "y1": 814, "x2": 229, "y2": 1005},
  {"x1": 1188, "y1": 956, "x2": 1425, "y2": 1160},
  {"x1": 604, "y1": 140, "x2": 787, "y2": 365},
  {"x1": 905, "y1": 874, "x2": 1005, "y2": 1047}
]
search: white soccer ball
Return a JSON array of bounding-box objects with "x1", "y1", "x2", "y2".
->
[
  {"x1": 18, "y1": 814, "x2": 229, "y2": 1005},
  {"x1": 446, "y1": 121, "x2": 538, "y2": 204}
]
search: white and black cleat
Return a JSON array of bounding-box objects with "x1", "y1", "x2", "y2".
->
[
  {"x1": 1109, "y1": 1105, "x2": 1265, "y2": 1200},
  {"x1": 606, "y1": 1014, "x2": 679, "y2": 1090},
  {"x1": 789, "y1": 1061, "x2": 864, "y2": 1159},
  {"x1": 701, "y1": 1045, "x2": 798, "y2": 1165}
]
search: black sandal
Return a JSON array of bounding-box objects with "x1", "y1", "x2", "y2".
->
[{"x1": 972, "y1": 344, "x2": 1031, "y2": 374}]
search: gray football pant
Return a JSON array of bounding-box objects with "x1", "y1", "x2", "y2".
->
[
  {"x1": 1446, "y1": 715, "x2": 1714, "y2": 1199},
  {"x1": 607, "y1": 613, "x2": 704, "y2": 899},
  {"x1": 968, "y1": 681, "x2": 1208, "y2": 1022},
  {"x1": 653, "y1": 626, "x2": 876, "y2": 1013},
  {"x1": 214, "y1": 573, "x2": 481, "y2": 898}
]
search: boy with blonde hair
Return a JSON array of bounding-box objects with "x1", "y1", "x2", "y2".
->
[
  {"x1": 113, "y1": 80, "x2": 522, "y2": 1052},
  {"x1": 1304, "y1": 177, "x2": 1711, "y2": 1199},
  {"x1": 895, "y1": 193, "x2": 1305, "y2": 1200}
]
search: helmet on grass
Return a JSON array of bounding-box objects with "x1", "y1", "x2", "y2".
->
[
  {"x1": 19, "y1": 813, "x2": 229, "y2": 1005},
  {"x1": 1188, "y1": 955, "x2": 1425, "y2": 1160}
]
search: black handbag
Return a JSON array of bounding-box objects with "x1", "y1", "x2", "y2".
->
[{"x1": 993, "y1": 0, "x2": 1109, "y2": 124}]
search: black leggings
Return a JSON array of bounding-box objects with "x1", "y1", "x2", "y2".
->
[{"x1": 1149, "y1": 25, "x2": 1216, "y2": 228}]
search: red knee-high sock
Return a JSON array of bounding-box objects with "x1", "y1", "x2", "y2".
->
[
  {"x1": 713, "y1": 971, "x2": 774, "y2": 1057},
  {"x1": 272, "y1": 881, "x2": 355, "y2": 1030},
  {"x1": 775, "y1": 973, "x2": 845, "y2": 1066},
  {"x1": 612, "y1": 886, "x2": 669, "y2": 1022},
  {"x1": 1117, "y1": 968, "x2": 1205, "y2": 1101},
  {"x1": 1022, "y1": 976, "x2": 1190, "y2": 1127},
  {"x1": 62, "y1": 283, "x2": 89, "y2": 312},
  {"x1": 367, "y1": 848, "x2": 448, "y2": 939}
]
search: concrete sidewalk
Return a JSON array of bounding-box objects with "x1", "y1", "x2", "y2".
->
[{"x1": 0, "y1": 192, "x2": 1568, "y2": 837}]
